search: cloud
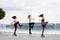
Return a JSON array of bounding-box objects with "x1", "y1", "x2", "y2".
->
[
  {"x1": 0, "y1": 0, "x2": 60, "y2": 23},
  {"x1": 0, "y1": 0, "x2": 25, "y2": 11},
  {"x1": 46, "y1": 0, "x2": 60, "y2": 9},
  {"x1": 0, "y1": 0, "x2": 48, "y2": 12},
  {"x1": 0, "y1": 0, "x2": 60, "y2": 11}
]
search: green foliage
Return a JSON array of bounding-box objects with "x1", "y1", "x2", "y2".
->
[{"x1": 0, "y1": 8, "x2": 5, "y2": 20}]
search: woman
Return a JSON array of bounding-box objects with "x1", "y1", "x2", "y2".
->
[
  {"x1": 28, "y1": 15, "x2": 34, "y2": 34},
  {"x1": 38, "y1": 14, "x2": 48, "y2": 37},
  {"x1": 11, "y1": 16, "x2": 22, "y2": 36}
]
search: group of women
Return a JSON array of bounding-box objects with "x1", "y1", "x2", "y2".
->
[{"x1": 11, "y1": 14, "x2": 48, "y2": 37}]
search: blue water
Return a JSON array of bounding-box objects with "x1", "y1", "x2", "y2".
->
[{"x1": 0, "y1": 23, "x2": 60, "y2": 31}]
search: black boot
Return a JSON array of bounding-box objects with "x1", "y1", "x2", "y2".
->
[
  {"x1": 29, "y1": 32, "x2": 32, "y2": 34},
  {"x1": 13, "y1": 33, "x2": 17, "y2": 36},
  {"x1": 41, "y1": 34, "x2": 45, "y2": 37}
]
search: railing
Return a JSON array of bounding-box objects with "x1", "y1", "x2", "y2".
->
[{"x1": 0, "y1": 23, "x2": 60, "y2": 31}]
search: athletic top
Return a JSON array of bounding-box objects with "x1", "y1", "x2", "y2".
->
[
  {"x1": 41, "y1": 18, "x2": 45, "y2": 25},
  {"x1": 29, "y1": 19, "x2": 31, "y2": 23},
  {"x1": 13, "y1": 19, "x2": 18, "y2": 24}
]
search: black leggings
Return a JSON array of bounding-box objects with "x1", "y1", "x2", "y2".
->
[
  {"x1": 41, "y1": 22, "x2": 48, "y2": 36},
  {"x1": 42, "y1": 24, "x2": 45, "y2": 35},
  {"x1": 29, "y1": 22, "x2": 34, "y2": 33},
  {"x1": 14, "y1": 22, "x2": 21, "y2": 33}
]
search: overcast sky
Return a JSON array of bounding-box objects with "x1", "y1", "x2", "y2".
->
[{"x1": 0, "y1": 0, "x2": 60, "y2": 24}]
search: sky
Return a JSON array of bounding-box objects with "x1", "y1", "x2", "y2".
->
[{"x1": 0, "y1": 0, "x2": 60, "y2": 24}]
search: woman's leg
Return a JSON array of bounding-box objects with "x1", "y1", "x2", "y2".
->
[
  {"x1": 29, "y1": 23, "x2": 32, "y2": 34},
  {"x1": 42, "y1": 27, "x2": 44, "y2": 36},
  {"x1": 31, "y1": 22, "x2": 34, "y2": 29},
  {"x1": 42, "y1": 22, "x2": 48, "y2": 36},
  {"x1": 17, "y1": 22, "x2": 22, "y2": 28},
  {"x1": 41, "y1": 25, "x2": 45, "y2": 37},
  {"x1": 14, "y1": 24, "x2": 17, "y2": 36}
]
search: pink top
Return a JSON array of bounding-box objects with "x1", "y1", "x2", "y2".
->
[{"x1": 13, "y1": 19, "x2": 18, "y2": 24}]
